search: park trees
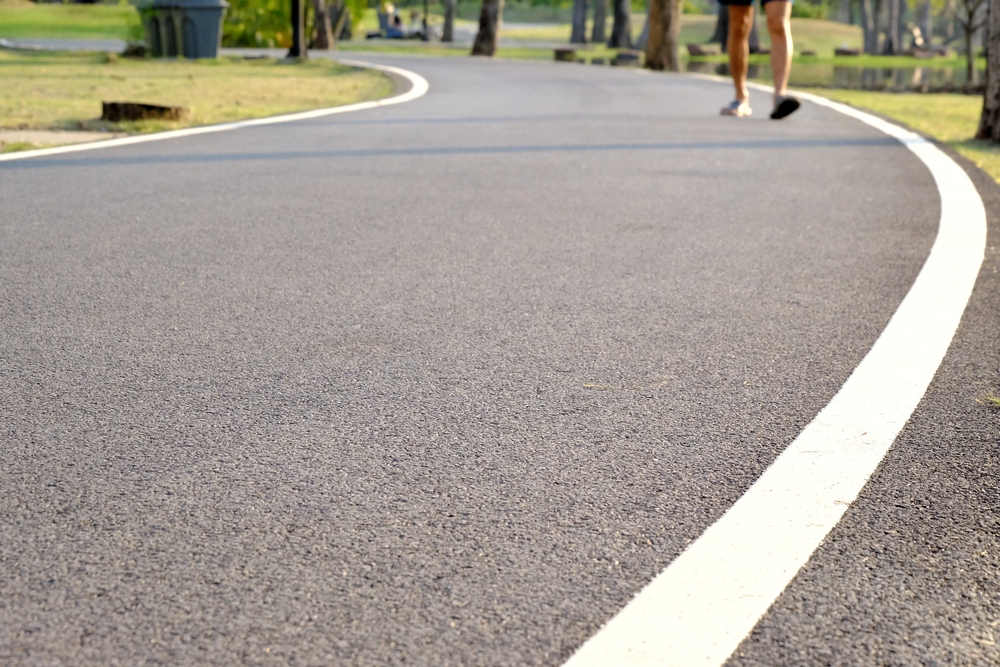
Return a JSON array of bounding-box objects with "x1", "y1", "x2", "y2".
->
[
  {"x1": 443, "y1": 0, "x2": 455, "y2": 41},
  {"x1": 311, "y1": 0, "x2": 334, "y2": 49},
  {"x1": 978, "y1": 0, "x2": 1000, "y2": 137},
  {"x1": 572, "y1": 0, "x2": 589, "y2": 43},
  {"x1": 645, "y1": 0, "x2": 680, "y2": 70},
  {"x1": 858, "y1": 0, "x2": 880, "y2": 53},
  {"x1": 882, "y1": 0, "x2": 904, "y2": 56},
  {"x1": 608, "y1": 0, "x2": 633, "y2": 47},
  {"x1": 593, "y1": 0, "x2": 608, "y2": 42},
  {"x1": 472, "y1": 0, "x2": 504, "y2": 55},
  {"x1": 956, "y1": 0, "x2": 988, "y2": 83}
]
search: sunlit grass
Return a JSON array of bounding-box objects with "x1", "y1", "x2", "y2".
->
[
  {"x1": 0, "y1": 0, "x2": 139, "y2": 40},
  {"x1": 0, "y1": 49, "x2": 393, "y2": 135},
  {"x1": 806, "y1": 89, "x2": 1000, "y2": 184}
]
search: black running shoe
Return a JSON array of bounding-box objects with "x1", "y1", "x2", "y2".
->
[{"x1": 770, "y1": 95, "x2": 801, "y2": 120}]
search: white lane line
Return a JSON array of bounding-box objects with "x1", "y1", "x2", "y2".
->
[
  {"x1": 565, "y1": 86, "x2": 987, "y2": 667},
  {"x1": 0, "y1": 59, "x2": 428, "y2": 163}
]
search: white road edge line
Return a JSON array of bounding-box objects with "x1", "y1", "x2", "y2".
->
[
  {"x1": 565, "y1": 80, "x2": 987, "y2": 666},
  {"x1": 0, "y1": 59, "x2": 428, "y2": 163}
]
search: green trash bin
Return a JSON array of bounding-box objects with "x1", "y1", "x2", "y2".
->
[{"x1": 141, "y1": 0, "x2": 229, "y2": 59}]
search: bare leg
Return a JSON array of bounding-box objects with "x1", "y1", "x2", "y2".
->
[
  {"x1": 726, "y1": 5, "x2": 754, "y2": 111},
  {"x1": 765, "y1": 0, "x2": 793, "y2": 101}
]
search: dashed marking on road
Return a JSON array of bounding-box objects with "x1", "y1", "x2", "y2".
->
[
  {"x1": 564, "y1": 81, "x2": 987, "y2": 667},
  {"x1": 0, "y1": 60, "x2": 428, "y2": 163}
]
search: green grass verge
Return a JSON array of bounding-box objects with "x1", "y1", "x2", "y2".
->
[
  {"x1": 692, "y1": 53, "x2": 984, "y2": 70},
  {"x1": 494, "y1": 15, "x2": 863, "y2": 56},
  {"x1": 1, "y1": 140, "x2": 44, "y2": 153},
  {"x1": 0, "y1": 1, "x2": 140, "y2": 41},
  {"x1": 805, "y1": 89, "x2": 1000, "y2": 184},
  {"x1": 0, "y1": 49, "x2": 394, "y2": 136}
]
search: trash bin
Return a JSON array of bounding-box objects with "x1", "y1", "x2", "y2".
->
[{"x1": 141, "y1": 0, "x2": 229, "y2": 59}]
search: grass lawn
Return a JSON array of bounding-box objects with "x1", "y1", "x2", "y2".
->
[
  {"x1": 806, "y1": 89, "x2": 1000, "y2": 183},
  {"x1": 495, "y1": 15, "x2": 862, "y2": 56},
  {"x1": 0, "y1": 0, "x2": 140, "y2": 41},
  {"x1": 0, "y1": 49, "x2": 394, "y2": 139}
]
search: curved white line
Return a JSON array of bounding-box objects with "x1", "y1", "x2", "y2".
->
[
  {"x1": 565, "y1": 83, "x2": 987, "y2": 666},
  {"x1": 0, "y1": 60, "x2": 428, "y2": 163}
]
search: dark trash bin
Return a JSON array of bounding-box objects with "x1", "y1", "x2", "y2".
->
[{"x1": 141, "y1": 0, "x2": 229, "y2": 59}]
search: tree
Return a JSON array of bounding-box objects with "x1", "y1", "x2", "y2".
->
[
  {"x1": 572, "y1": 0, "x2": 589, "y2": 43},
  {"x1": 472, "y1": 0, "x2": 504, "y2": 55},
  {"x1": 859, "y1": 0, "x2": 880, "y2": 53},
  {"x1": 592, "y1": 0, "x2": 608, "y2": 43},
  {"x1": 957, "y1": 0, "x2": 987, "y2": 83},
  {"x1": 978, "y1": 0, "x2": 1000, "y2": 137},
  {"x1": 710, "y1": 3, "x2": 727, "y2": 44},
  {"x1": 443, "y1": 0, "x2": 455, "y2": 41},
  {"x1": 884, "y1": 0, "x2": 900, "y2": 53},
  {"x1": 636, "y1": 2, "x2": 650, "y2": 49},
  {"x1": 918, "y1": 0, "x2": 933, "y2": 47},
  {"x1": 329, "y1": 1, "x2": 353, "y2": 43},
  {"x1": 645, "y1": 0, "x2": 681, "y2": 69},
  {"x1": 288, "y1": 0, "x2": 306, "y2": 58},
  {"x1": 311, "y1": 0, "x2": 333, "y2": 49},
  {"x1": 608, "y1": 0, "x2": 633, "y2": 48}
]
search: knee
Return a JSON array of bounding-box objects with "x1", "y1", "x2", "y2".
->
[
  {"x1": 766, "y1": 13, "x2": 787, "y2": 35},
  {"x1": 729, "y1": 7, "x2": 754, "y2": 35}
]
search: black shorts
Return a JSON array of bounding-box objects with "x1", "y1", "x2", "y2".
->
[{"x1": 719, "y1": 0, "x2": 791, "y2": 5}]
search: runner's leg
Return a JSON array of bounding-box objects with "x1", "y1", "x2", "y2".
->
[
  {"x1": 727, "y1": 5, "x2": 754, "y2": 105},
  {"x1": 765, "y1": 0, "x2": 793, "y2": 101}
]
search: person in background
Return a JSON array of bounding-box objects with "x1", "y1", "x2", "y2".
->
[
  {"x1": 719, "y1": 0, "x2": 800, "y2": 120},
  {"x1": 386, "y1": 13, "x2": 405, "y2": 38}
]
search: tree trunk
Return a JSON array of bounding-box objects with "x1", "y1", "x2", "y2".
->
[
  {"x1": 899, "y1": 0, "x2": 909, "y2": 47},
  {"x1": 472, "y1": 0, "x2": 504, "y2": 55},
  {"x1": 608, "y1": 0, "x2": 633, "y2": 48},
  {"x1": 646, "y1": 0, "x2": 680, "y2": 69},
  {"x1": 592, "y1": 0, "x2": 608, "y2": 43},
  {"x1": 883, "y1": 0, "x2": 899, "y2": 53},
  {"x1": 636, "y1": 2, "x2": 650, "y2": 49},
  {"x1": 978, "y1": 0, "x2": 1000, "y2": 138},
  {"x1": 710, "y1": 3, "x2": 728, "y2": 45},
  {"x1": 918, "y1": 0, "x2": 932, "y2": 44},
  {"x1": 311, "y1": 0, "x2": 333, "y2": 49},
  {"x1": 289, "y1": 0, "x2": 306, "y2": 58},
  {"x1": 859, "y1": 0, "x2": 875, "y2": 51},
  {"x1": 443, "y1": 0, "x2": 455, "y2": 41},
  {"x1": 330, "y1": 2, "x2": 351, "y2": 44},
  {"x1": 872, "y1": 0, "x2": 884, "y2": 51},
  {"x1": 967, "y1": 26, "x2": 978, "y2": 82},
  {"x1": 571, "y1": 0, "x2": 589, "y2": 43},
  {"x1": 839, "y1": 0, "x2": 851, "y2": 23}
]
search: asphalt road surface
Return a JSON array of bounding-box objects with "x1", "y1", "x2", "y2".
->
[{"x1": 1, "y1": 55, "x2": 998, "y2": 666}]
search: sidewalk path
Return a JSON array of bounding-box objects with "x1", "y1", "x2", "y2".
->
[{"x1": 1, "y1": 55, "x2": 997, "y2": 666}]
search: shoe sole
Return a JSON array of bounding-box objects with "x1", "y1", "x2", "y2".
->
[{"x1": 770, "y1": 97, "x2": 800, "y2": 120}]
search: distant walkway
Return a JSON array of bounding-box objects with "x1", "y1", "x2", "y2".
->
[{"x1": 0, "y1": 37, "x2": 126, "y2": 52}]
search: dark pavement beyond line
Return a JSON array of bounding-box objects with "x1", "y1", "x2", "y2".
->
[{"x1": 1, "y1": 54, "x2": 995, "y2": 666}]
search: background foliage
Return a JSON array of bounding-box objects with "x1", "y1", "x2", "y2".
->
[{"x1": 222, "y1": 0, "x2": 367, "y2": 48}]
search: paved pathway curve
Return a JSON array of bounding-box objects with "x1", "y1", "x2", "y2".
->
[{"x1": 1, "y1": 55, "x2": 997, "y2": 666}]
